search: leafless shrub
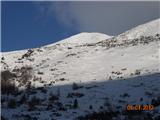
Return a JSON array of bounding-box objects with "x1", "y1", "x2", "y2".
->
[
  {"x1": 50, "y1": 68, "x2": 58, "y2": 71},
  {"x1": 37, "y1": 71, "x2": 44, "y2": 75},
  {"x1": 1, "y1": 70, "x2": 18, "y2": 94},
  {"x1": 28, "y1": 96, "x2": 41, "y2": 111},
  {"x1": 120, "y1": 93, "x2": 130, "y2": 98},
  {"x1": 18, "y1": 94, "x2": 27, "y2": 105},
  {"x1": 67, "y1": 92, "x2": 84, "y2": 98},
  {"x1": 1, "y1": 70, "x2": 16, "y2": 81},
  {"x1": 21, "y1": 49, "x2": 34, "y2": 59},
  {"x1": 67, "y1": 47, "x2": 72, "y2": 49},
  {"x1": 59, "y1": 78, "x2": 65, "y2": 81},
  {"x1": 73, "y1": 99, "x2": 78, "y2": 109},
  {"x1": 111, "y1": 71, "x2": 122, "y2": 75},
  {"x1": 19, "y1": 66, "x2": 33, "y2": 86},
  {"x1": 72, "y1": 82, "x2": 83, "y2": 90},
  {"x1": 135, "y1": 69, "x2": 141, "y2": 75},
  {"x1": 145, "y1": 91, "x2": 153, "y2": 97},
  {"x1": 1, "y1": 56, "x2": 5, "y2": 60},
  {"x1": 48, "y1": 93, "x2": 59, "y2": 103},
  {"x1": 37, "y1": 87, "x2": 47, "y2": 94},
  {"x1": 151, "y1": 96, "x2": 160, "y2": 107},
  {"x1": 121, "y1": 68, "x2": 127, "y2": 71},
  {"x1": 8, "y1": 99, "x2": 17, "y2": 109},
  {"x1": 66, "y1": 53, "x2": 77, "y2": 57}
]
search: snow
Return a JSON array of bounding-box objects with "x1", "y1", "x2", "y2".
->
[
  {"x1": 46, "y1": 32, "x2": 112, "y2": 47},
  {"x1": 1, "y1": 18, "x2": 160, "y2": 120},
  {"x1": 60, "y1": 32, "x2": 111, "y2": 43},
  {"x1": 117, "y1": 18, "x2": 160, "y2": 40}
]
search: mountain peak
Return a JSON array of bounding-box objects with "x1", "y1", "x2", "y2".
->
[
  {"x1": 58, "y1": 32, "x2": 112, "y2": 44},
  {"x1": 117, "y1": 18, "x2": 160, "y2": 40}
]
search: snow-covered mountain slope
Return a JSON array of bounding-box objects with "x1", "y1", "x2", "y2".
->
[
  {"x1": 44, "y1": 32, "x2": 112, "y2": 49},
  {"x1": 2, "y1": 38, "x2": 159, "y2": 86},
  {"x1": 58, "y1": 32, "x2": 112, "y2": 44},
  {"x1": 1, "y1": 18, "x2": 160, "y2": 120},
  {"x1": 117, "y1": 18, "x2": 160, "y2": 41}
]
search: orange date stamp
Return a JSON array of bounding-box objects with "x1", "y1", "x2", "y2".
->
[{"x1": 126, "y1": 105, "x2": 154, "y2": 111}]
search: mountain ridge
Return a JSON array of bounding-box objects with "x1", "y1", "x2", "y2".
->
[
  {"x1": 117, "y1": 18, "x2": 160, "y2": 41},
  {"x1": 2, "y1": 18, "x2": 160, "y2": 53}
]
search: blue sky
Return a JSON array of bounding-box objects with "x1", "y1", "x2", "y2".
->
[
  {"x1": 1, "y1": 1, "x2": 159, "y2": 52},
  {"x1": 2, "y1": 1, "x2": 79, "y2": 52}
]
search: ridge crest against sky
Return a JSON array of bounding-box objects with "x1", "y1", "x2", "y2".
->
[{"x1": 2, "y1": 1, "x2": 160, "y2": 52}]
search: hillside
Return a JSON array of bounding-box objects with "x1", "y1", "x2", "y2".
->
[
  {"x1": 117, "y1": 18, "x2": 160, "y2": 41},
  {"x1": 1, "y1": 18, "x2": 160, "y2": 120}
]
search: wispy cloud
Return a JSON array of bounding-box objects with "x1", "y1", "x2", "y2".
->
[{"x1": 35, "y1": 1, "x2": 159, "y2": 36}]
